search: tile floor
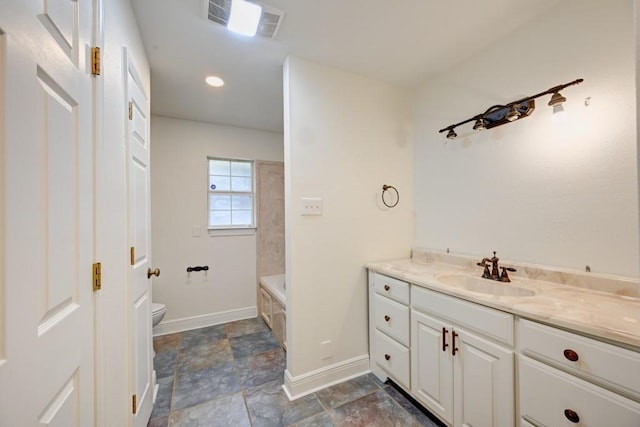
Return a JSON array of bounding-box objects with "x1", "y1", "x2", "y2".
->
[{"x1": 148, "y1": 318, "x2": 442, "y2": 427}]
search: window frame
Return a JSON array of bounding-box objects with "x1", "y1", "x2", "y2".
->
[{"x1": 207, "y1": 156, "x2": 256, "y2": 232}]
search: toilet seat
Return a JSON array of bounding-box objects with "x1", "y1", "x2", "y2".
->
[
  {"x1": 152, "y1": 303, "x2": 166, "y2": 315},
  {"x1": 152, "y1": 303, "x2": 166, "y2": 328}
]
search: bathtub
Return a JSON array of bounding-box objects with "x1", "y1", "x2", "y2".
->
[
  {"x1": 259, "y1": 273, "x2": 285, "y2": 306},
  {"x1": 259, "y1": 273, "x2": 286, "y2": 349}
]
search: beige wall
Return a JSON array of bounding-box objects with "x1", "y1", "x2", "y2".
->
[
  {"x1": 150, "y1": 116, "x2": 283, "y2": 324},
  {"x1": 413, "y1": 0, "x2": 639, "y2": 278},
  {"x1": 283, "y1": 57, "x2": 414, "y2": 378}
]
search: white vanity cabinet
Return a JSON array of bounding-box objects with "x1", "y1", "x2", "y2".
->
[
  {"x1": 369, "y1": 273, "x2": 411, "y2": 389},
  {"x1": 411, "y1": 286, "x2": 515, "y2": 427},
  {"x1": 368, "y1": 273, "x2": 515, "y2": 427},
  {"x1": 518, "y1": 319, "x2": 640, "y2": 426}
]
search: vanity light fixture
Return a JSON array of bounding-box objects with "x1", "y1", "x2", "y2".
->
[
  {"x1": 439, "y1": 78, "x2": 583, "y2": 139},
  {"x1": 548, "y1": 91, "x2": 567, "y2": 114},
  {"x1": 227, "y1": 0, "x2": 262, "y2": 37},
  {"x1": 472, "y1": 117, "x2": 486, "y2": 131}
]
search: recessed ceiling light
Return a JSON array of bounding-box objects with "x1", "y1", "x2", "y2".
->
[
  {"x1": 205, "y1": 76, "x2": 225, "y2": 87},
  {"x1": 228, "y1": 0, "x2": 262, "y2": 37}
]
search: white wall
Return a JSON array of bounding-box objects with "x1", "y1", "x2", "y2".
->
[
  {"x1": 150, "y1": 116, "x2": 283, "y2": 326},
  {"x1": 98, "y1": 0, "x2": 150, "y2": 424},
  {"x1": 413, "y1": 0, "x2": 639, "y2": 278},
  {"x1": 283, "y1": 57, "x2": 413, "y2": 381}
]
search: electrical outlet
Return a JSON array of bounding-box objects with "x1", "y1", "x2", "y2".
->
[
  {"x1": 300, "y1": 198, "x2": 323, "y2": 215},
  {"x1": 321, "y1": 340, "x2": 332, "y2": 359}
]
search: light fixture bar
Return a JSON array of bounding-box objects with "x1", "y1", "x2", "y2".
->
[{"x1": 439, "y1": 78, "x2": 583, "y2": 138}]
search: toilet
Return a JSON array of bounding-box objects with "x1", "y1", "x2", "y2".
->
[{"x1": 152, "y1": 303, "x2": 166, "y2": 327}]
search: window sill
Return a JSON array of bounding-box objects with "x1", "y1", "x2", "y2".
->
[{"x1": 208, "y1": 227, "x2": 256, "y2": 237}]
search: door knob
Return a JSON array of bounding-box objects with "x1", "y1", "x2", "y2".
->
[{"x1": 147, "y1": 268, "x2": 160, "y2": 279}]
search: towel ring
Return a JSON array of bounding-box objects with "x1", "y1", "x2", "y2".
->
[{"x1": 381, "y1": 184, "x2": 399, "y2": 208}]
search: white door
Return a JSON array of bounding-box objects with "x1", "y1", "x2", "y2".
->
[
  {"x1": 0, "y1": 0, "x2": 96, "y2": 425},
  {"x1": 125, "y1": 52, "x2": 154, "y2": 426},
  {"x1": 453, "y1": 327, "x2": 514, "y2": 427},
  {"x1": 411, "y1": 309, "x2": 454, "y2": 424}
]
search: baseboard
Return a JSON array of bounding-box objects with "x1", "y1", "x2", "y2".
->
[
  {"x1": 282, "y1": 354, "x2": 371, "y2": 400},
  {"x1": 153, "y1": 306, "x2": 257, "y2": 336}
]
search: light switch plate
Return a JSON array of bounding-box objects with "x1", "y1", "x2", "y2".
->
[
  {"x1": 300, "y1": 198, "x2": 323, "y2": 215},
  {"x1": 192, "y1": 225, "x2": 202, "y2": 237}
]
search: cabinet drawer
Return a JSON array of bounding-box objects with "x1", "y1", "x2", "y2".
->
[
  {"x1": 411, "y1": 286, "x2": 514, "y2": 346},
  {"x1": 519, "y1": 319, "x2": 640, "y2": 401},
  {"x1": 373, "y1": 329, "x2": 410, "y2": 388},
  {"x1": 374, "y1": 273, "x2": 409, "y2": 305},
  {"x1": 374, "y1": 294, "x2": 409, "y2": 346},
  {"x1": 520, "y1": 356, "x2": 640, "y2": 427}
]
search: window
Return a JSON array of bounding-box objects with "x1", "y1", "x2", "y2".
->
[{"x1": 208, "y1": 157, "x2": 255, "y2": 229}]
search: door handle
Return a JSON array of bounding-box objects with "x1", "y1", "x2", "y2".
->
[
  {"x1": 442, "y1": 327, "x2": 449, "y2": 352},
  {"x1": 452, "y1": 331, "x2": 459, "y2": 356},
  {"x1": 147, "y1": 268, "x2": 160, "y2": 279}
]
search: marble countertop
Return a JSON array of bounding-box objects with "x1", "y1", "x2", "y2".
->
[{"x1": 367, "y1": 251, "x2": 640, "y2": 350}]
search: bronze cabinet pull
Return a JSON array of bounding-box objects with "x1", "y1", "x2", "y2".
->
[
  {"x1": 452, "y1": 331, "x2": 459, "y2": 356},
  {"x1": 442, "y1": 327, "x2": 449, "y2": 352},
  {"x1": 564, "y1": 409, "x2": 580, "y2": 423},
  {"x1": 563, "y1": 349, "x2": 579, "y2": 362},
  {"x1": 147, "y1": 268, "x2": 160, "y2": 279},
  {"x1": 384, "y1": 315, "x2": 390, "y2": 322},
  {"x1": 384, "y1": 354, "x2": 391, "y2": 361},
  {"x1": 384, "y1": 284, "x2": 390, "y2": 291}
]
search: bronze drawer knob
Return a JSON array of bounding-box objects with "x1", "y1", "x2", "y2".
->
[
  {"x1": 384, "y1": 315, "x2": 390, "y2": 322},
  {"x1": 564, "y1": 409, "x2": 580, "y2": 423},
  {"x1": 384, "y1": 354, "x2": 391, "y2": 361},
  {"x1": 564, "y1": 349, "x2": 579, "y2": 362},
  {"x1": 384, "y1": 284, "x2": 390, "y2": 291}
]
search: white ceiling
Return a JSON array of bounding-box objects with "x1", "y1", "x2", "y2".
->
[{"x1": 131, "y1": 0, "x2": 562, "y2": 133}]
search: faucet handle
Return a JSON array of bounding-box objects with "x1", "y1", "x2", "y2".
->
[
  {"x1": 500, "y1": 266, "x2": 517, "y2": 282},
  {"x1": 477, "y1": 262, "x2": 491, "y2": 278}
]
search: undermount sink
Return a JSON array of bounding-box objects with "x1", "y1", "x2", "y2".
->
[{"x1": 438, "y1": 274, "x2": 536, "y2": 297}]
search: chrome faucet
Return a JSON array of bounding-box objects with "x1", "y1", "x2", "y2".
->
[{"x1": 477, "y1": 251, "x2": 517, "y2": 282}]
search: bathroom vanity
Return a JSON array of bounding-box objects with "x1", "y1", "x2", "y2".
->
[{"x1": 367, "y1": 251, "x2": 640, "y2": 427}]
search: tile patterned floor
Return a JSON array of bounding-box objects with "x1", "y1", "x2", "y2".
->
[{"x1": 148, "y1": 318, "x2": 442, "y2": 427}]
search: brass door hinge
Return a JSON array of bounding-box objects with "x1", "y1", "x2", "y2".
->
[
  {"x1": 132, "y1": 394, "x2": 137, "y2": 414},
  {"x1": 92, "y1": 262, "x2": 102, "y2": 291},
  {"x1": 91, "y1": 47, "x2": 101, "y2": 76},
  {"x1": 130, "y1": 246, "x2": 135, "y2": 266},
  {"x1": 128, "y1": 101, "x2": 133, "y2": 120}
]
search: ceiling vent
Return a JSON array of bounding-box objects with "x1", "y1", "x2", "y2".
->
[{"x1": 207, "y1": 0, "x2": 285, "y2": 39}]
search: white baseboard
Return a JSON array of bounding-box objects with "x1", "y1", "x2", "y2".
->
[
  {"x1": 282, "y1": 354, "x2": 371, "y2": 400},
  {"x1": 153, "y1": 306, "x2": 257, "y2": 336}
]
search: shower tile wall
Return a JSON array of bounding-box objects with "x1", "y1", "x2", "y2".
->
[{"x1": 256, "y1": 161, "x2": 285, "y2": 280}]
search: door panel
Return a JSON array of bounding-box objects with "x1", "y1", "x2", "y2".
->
[
  {"x1": 36, "y1": 0, "x2": 78, "y2": 63},
  {"x1": 38, "y1": 65, "x2": 79, "y2": 328},
  {"x1": 0, "y1": 0, "x2": 95, "y2": 425},
  {"x1": 126, "y1": 53, "x2": 153, "y2": 426},
  {"x1": 38, "y1": 372, "x2": 79, "y2": 426}
]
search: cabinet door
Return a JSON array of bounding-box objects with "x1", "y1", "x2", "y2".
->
[
  {"x1": 453, "y1": 327, "x2": 514, "y2": 427},
  {"x1": 411, "y1": 309, "x2": 454, "y2": 424}
]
